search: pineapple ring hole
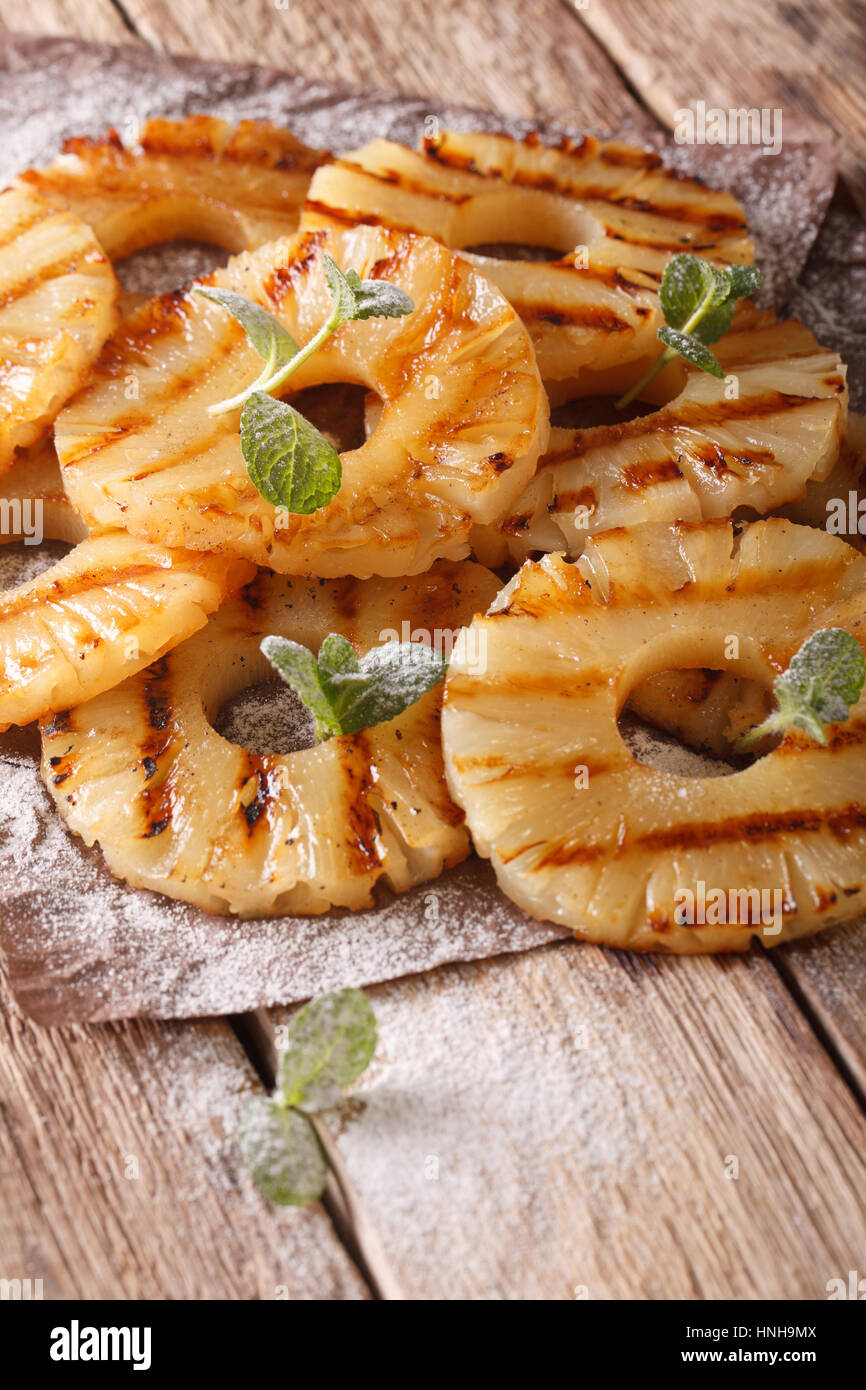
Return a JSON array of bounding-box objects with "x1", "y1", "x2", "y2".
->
[
  {"x1": 454, "y1": 190, "x2": 603, "y2": 261},
  {"x1": 214, "y1": 678, "x2": 316, "y2": 757},
  {"x1": 0, "y1": 539, "x2": 73, "y2": 592},
  {"x1": 116, "y1": 240, "x2": 231, "y2": 298},
  {"x1": 621, "y1": 665, "x2": 781, "y2": 774},
  {"x1": 285, "y1": 382, "x2": 379, "y2": 454}
]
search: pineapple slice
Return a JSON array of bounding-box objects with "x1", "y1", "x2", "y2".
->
[
  {"x1": 474, "y1": 310, "x2": 846, "y2": 567},
  {"x1": 0, "y1": 437, "x2": 88, "y2": 546},
  {"x1": 302, "y1": 131, "x2": 752, "y2": 393},
  {"x1": 18, "y1": 116, "x2": 330, "y2": 259},
  {"x1": 0, "y1": 186, "x2": 118, "y2": 472},
  {"x1": 442, "y1": 519, "x2": 866, "y2": 952},
  {"x1": 41, "y1": 560, "x2": 500, "y2": 916},
  {"x1": 627, "y1": 412, "x2": 866, "y2": 759},
  {"x1": 55, "y1": 225, "x2": 548, "y2": 578},
  {"x1": 0, "y1": 534, "x2": 252, "y2": 731}
]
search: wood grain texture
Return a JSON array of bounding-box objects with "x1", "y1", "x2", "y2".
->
[
  {"x1": 114, "y1": 0, "x2": 646, "y2": 130},
  {"x1": 276, "y1": 940, "x2": 866, "y2": 1299},
  {"x1": 0, "y1": 975, "x2": 369, "y2": 1299},
  {"x1": 773, "y1": 925, "x2": 866, "y2": 1100},
  {"x1": 576, "y1": 0, "x2": 866, "y2": 209},
  {"x1": 0, "y1": 0, "x2": 134, "y2": 42}
]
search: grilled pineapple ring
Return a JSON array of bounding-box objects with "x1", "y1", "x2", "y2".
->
[
  {"x1": 0, "y1": 186, "x2": 118, "y2": 472},
  {"x1": 475, "y1": 309, "x2": 847, "y2": 566},
  {"x1": 442, "y1": 519, "x2": 866, "y2": 953},
  {"x1": 18, "y1": 116, "x2": 330, "y2": 259},
  {"x1": 302, "y1": 131, "x2": 752, "y2": 394},
  {"x1": 41, "y1": 560, "x2": 500, "y2": 917},
  {"x1": 0, "y1": 439, "x2": 88, "y2": 547},
  {"x1": 55, "y1": 225, "x2": 548, "y2": 578},
  {"x1": 0, "y1": 535, "x2": 252, "y2": 731}
]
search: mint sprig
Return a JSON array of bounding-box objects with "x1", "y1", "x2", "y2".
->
[
  {"x1": 194, "y1": 253, "x2": 412, "y2": 513},
  {"x1": 617, "y1": 253, "x2": 763, "y2": 409},
  {"x1": 262, "y1": 631, "x2": 447, "y2": 743},
  {"x1": 240, "y1": 988, "x2": 377, "y2": 1207},
  {"x1": 739, "y1": 628, "x2": 865, "y2": 749}
]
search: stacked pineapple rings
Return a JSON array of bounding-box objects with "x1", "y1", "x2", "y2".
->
[{"x1": 1, "y1": 116, "x2": 863, "y2": 949}]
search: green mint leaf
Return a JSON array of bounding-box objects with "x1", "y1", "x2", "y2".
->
[
  {"x1": 322, "y1": 638, "x2": 447, "y2": 736},
  {"x1": 263, "y1": 631, "x2": 447, "y2": 742},
  {"x1": 659, "y1": 253, "x2": 726, "y2": 331},
  {"x1": 723, "y1": 263, "x2": 764, "y2": 300},
  {"x1": 740, "y1": 628, "x2": 865, "y2": 749},
  {"x1": 348, "y1": 278, "x2": 414, "y2": 321},
  {"x1": 778, "y1": 627, "x2": 866, "y2": 727},
  {"x1": 323, "y1": 252, "x2": 361, "y2": 327},
  {"x1": 239, "y1": 1097, "x2": 327, "y2": 1206},
  {"x1": 323, "y1": 251, "x2": 414, "y2": 326},
  {"x1": 279, "y1": 988, "x2": 378, "y2": 1113},
  {"x1": 260, "y1": 635, "x2": 342, "y2": 741},
  {"x1": 657, "y1": 326, "x2": 725, "y2": 377},
  {"x1": 194, "y1": 287, "x2": 299, "y2": 369},
  {"x1": 241, "y1": 390, "x2": 341, "y2": 514}
]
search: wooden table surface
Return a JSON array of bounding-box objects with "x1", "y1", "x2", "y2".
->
[{"x1": 1, "y1": 0, "x2": 865, "y2": 1301}]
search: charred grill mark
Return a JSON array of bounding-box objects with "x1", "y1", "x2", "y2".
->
[
  {"x1": 775, "y1": 719, "x2": 866, "y2": 753},
  {"x1": 521, "y1": 301, "x2": 632, "y2": 331},
  {"x1": 143, "y1": 657, "x2": 171, "y2": 731},
  {"x1": 636, "y1": 804, "x2": 866, "y2": 851},
  {"x1": 0, "y1": 558, "x2": 159, "y2": 619},
  {"x1": 0, "y1": 245, "x2": 95, "y2": 312},
  {"x1": 341, "y1": 732, "x2": 384, "y2": 875},
  {"x1": 263, "y1": 228, "x2": 326, "y2": 307},
  {"x1": 239, "y1": 761, "x2": 274, "y2": 832},
  {"x1": 42, "y1": 710, "x2": 72, "y2": 736},
  {"x1": 621, "y1": 457, "x2": 684, "y2": 490},
  {"x1": 302, "y1": 199, "x2": 398, "y2": 232}
]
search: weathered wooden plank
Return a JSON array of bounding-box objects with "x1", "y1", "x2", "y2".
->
[
  {"x1": 772, "y1": 924, "x2": 866, "y2": 1100},
  {"x1": 575, "y1": 0, "x2": 866, "y2": 209},
  {"x1": 275, "y1": 939, "x2": 866, "y2": 1299},
  {"x1": 119, "y1": 0, "x2": 644, "y2": 129},
  {"x1": 0, "y1": 0, "x2": 135, "y2": 43},
  {"x1": 0, "y1": 975, "x2": 370, "y2": 1299}
]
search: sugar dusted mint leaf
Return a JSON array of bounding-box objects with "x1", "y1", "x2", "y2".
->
[
  {"x1": 194, "y1": 286, "x2": 299, "y2": 368},
  {"x1": 322, "y1": 251, "x2": 414, "y2": 325},
  {"x1": 279, "y1": 988, "x2": 378, "y2": 1112},
  {"x1": 324, "y1": 638, "x2": 447, "y2": 735},
  {"x1": 240, "y1": 390, "x2": 341, "y2": 514},
  {"x1": 740, "y1": 628, "x2": 865, "y2": 748},
  {"x1": 657, "y1": 326, "x2": 725, "y2": 377},
  {"x1": 238, "y1": 1097, "x2": 327, "y2": 1206},
  {"x1": 617, "y1": 251, "x2": 764, "y2": 409},
  {"x1": 262, "y1": 631, "x2": 447, "y2": 742}
]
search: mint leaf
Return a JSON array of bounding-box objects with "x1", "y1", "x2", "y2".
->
[
  {"x1": 238, "y1": 1097, "x2": 327, "y2": 1206},
  {"x1": 260, "y1": 635, "x2": 342, "y2": 742},
  {"x1": 658, "y1": 326, "x2": 725, "y2": 377},
  {"x1": 617, "y1": 252, "x2": 764, "y2": 409},
  {"x1": 263, "y1": 632, "x2": 447, "y2": 741},
  {"x1": 324, "y1": 639, "x2": 447, "y2": 735},
  {"x1": 740, "y1": 628, "x2": 865, "y2": 748},
  {"x1": 659, "y1": 253, "x2": 726, "y2": 331},
  {"x1": 194, "y1": 286, "x2": 299, "y2": 368},
  {"x1": 240, "y1": 390, "x2": 341, "y2": 514},
  {"x1": 279, "y1": 988, "x2": 378, "y2": 1112},
  {"x1": 323, "y1": 251, "x2": 414, "y2": 326},
  {"x1": 724, "y1": 264, "x2": 764, "y2": 300}
]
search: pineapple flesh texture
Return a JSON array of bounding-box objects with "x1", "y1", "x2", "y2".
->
[
  {"x1": 302, "y1": 131, "x2": 752, "y2": 394},
  {"x1": 55, "y1": 225, "x2": 548, "y2": 577},
  {"x1": 41, "y1": 560, "x2": 500, "y2": 917},
  {"x1": 0, "y1": 437, "x2": 88, "y2": 546},
  {"x1": 0, "y1": 186, "x2": 118, "y2": 472},
  {"x1": 474, "y1": 309, "x2": 847, "y2": 567},
  {"x1": 0, "y1": 534, "x2": 252, "y2": 730},
  {"x1": 18, "y1": 117, "x2": 330, "y2": 259},
  {"x1": 442, "y1": 519, "x2": 866, "y2": 953}
]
